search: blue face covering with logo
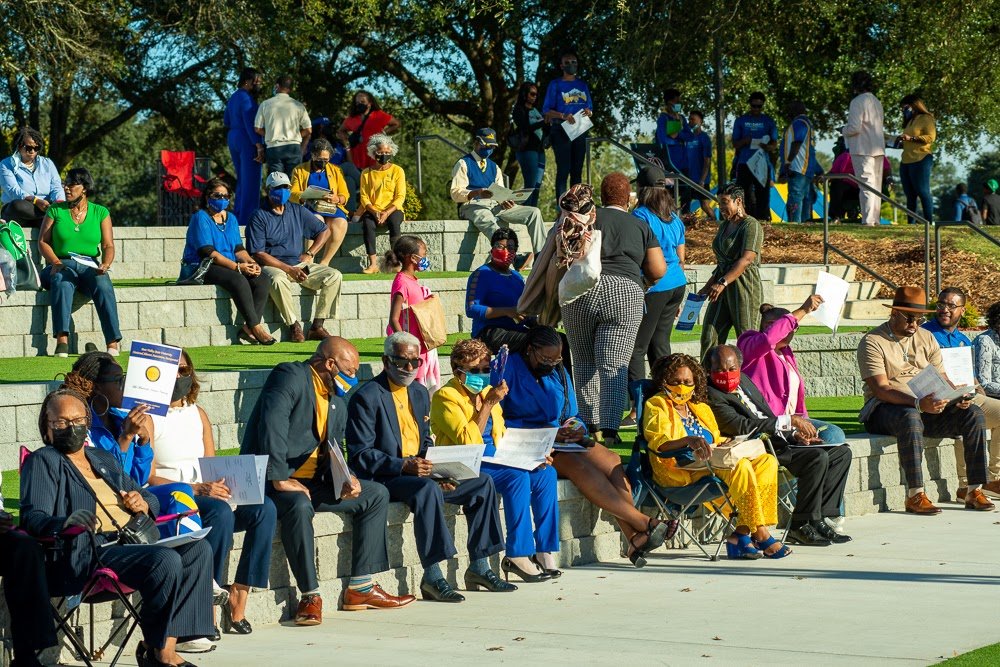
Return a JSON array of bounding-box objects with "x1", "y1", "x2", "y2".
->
[
  {"x1": 334, "y1": 371, "x2": 359, "y2": 397},
  {"x1": 208, "y1": 198, "x2": 230, "y2": 212},
  {"x1": 462, "y1": 372, "x2": 490, "y2": 394},
  {"x1": 417, "y1": 256, "x2": 431, "y2": 272},
  {"x1": 478, "y1": 148, "x2": 494, "y2": 159},
  {"x1": 269, "y1": 188, "x2": 291, "y2": 205}
]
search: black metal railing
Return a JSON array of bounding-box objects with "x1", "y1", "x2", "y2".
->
[
  {"x1": 933, "y1": 221, "x2": 1000, "y2": 295},
  {"x1": 414, "y1": 135, "x2": 468, "y2": 194},
  {"x1": 585, "y1": 136, "x2": 718, "y2": 203}
]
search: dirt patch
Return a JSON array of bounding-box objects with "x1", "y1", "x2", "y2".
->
[{"x1": 683, "y1": 218, "x2": 1000, "y2": 306}]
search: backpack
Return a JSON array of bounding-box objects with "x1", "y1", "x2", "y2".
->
[
  {"x1": 0, "y1": 219, "x2": 40, "y2": 291},
  {"x1": 962, "y1": 198, "x2": 982, "y2": 225}
]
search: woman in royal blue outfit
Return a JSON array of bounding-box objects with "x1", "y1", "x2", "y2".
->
[{"x1": 223, "y1": 68, "x2": 265, "y2": 225}]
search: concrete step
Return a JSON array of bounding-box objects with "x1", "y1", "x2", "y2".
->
[
  {"x1": 685, "y1": 263, "x2": 856, "y2": 286},
  {"x1": 772, "y1": 280, "x2": 881, "y2": 304},
  {"x1": 844, "y1": 299, "x2": 893, "y2": 319}
]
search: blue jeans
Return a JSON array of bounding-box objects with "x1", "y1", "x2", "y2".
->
[
  {"x1": 481, "y1": 462, "x2": 560, "y2": 557},
  {"x1": 515, "y1": 149, "x2": 546, "y2": 208},
  {"x1": 550, "y1": 125, "x2": 587, "y2": 201},
  {"x1": 899, "y1": 154, "x2": 934, "y2": 224},
  {"x1": 786, "y1": 173, "x2": 810, "y2": 223},
  {"x1": 41, "y1": 258, "x2": 122, "y2": 343},
  {"x1": 265, "y1": 143, "x2": 303, "y2": 179},
  {"x1": 195, "y1": 495, "x2": 277, "y2": 589}
]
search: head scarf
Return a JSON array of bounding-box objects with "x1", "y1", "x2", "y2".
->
[{"x1": 555, "y1": 183, "x2": 597, "y2": 269}]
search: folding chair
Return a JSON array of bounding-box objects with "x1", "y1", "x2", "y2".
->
[
  {"x1": 761, "y1": 434, "x2": 797, "y2": 542},
  {"x1": 158, "y1": 150, "x2": 211, "y2": 225},
  {"x1": 626, "y1": 380, "x2": 739, "y2": 561}
]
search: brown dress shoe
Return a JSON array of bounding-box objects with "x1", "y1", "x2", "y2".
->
[
  {"x1": 964, "y1": 488, "x2": 996, "y2": 511},
  {"x1": 342, "y1": 584, "x2": 416, "y2": 611},
  {"x1": 904, "y1": 492, "x2": 942, "y2": 515},
  {"x1": 982, "y1": 480, "x2": 1000, "y2": 498},
  {"x1": 294, "y1": 594, "x2": 322, "y2": 626},
  {"x1": 290, "y1": 322, "x2": 305, "y2": 343},
  {"x1": 956, "y1": 487, "x2": 968, "y2": 502},
  {"x1": 307, "y1": 325, "x2": 332, "y2": 341}
]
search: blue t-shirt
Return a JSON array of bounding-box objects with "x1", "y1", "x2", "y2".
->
[
  {"x1": 183, "y1": 210, "x2": 243, "y2": 265},
  {"x1": 542, "y1": 78, "x2": 593, "y2": 119},
  {"x1": 632, "y1": 206, "x2": 686, "y2": 293},
  {"x1": 465, "y1": 263, "x2": 527, "y2": 337},
  {"x1": 732, "y1": 113, "x2": 778, "y2": 166},
  {"x1": 684, "y1": 131, "x2": 712, "y2": 185},
  {"x1": 245, "y1": 202, "x2": 326, "y2": 265},
  {"x1": 921, "y1": 318, "x2": 972, "y2": 348},
  {"x1": 655, "y1": 114, "x2": 690, "y2": 173},
  {"x1": 495, "y1": 353, "x2": 578, "y2": 428}
]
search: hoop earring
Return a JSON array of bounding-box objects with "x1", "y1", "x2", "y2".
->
[{"x1": 90, "y1": 393, "x2": 110, "y2": 417}]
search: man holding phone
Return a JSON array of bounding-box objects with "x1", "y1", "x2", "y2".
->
[{"x1": 857, "y1": 286, "x2": 993, "y2": 514}]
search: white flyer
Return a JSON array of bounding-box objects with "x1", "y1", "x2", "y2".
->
[
  {"x1": 483, "y1": 427, "x2": 558, "y2": 470},
  {"x1": 812, "y1": 272, "x2": 850, "y2": 332},
  {"x1": 939, "y1": 346, "x2": 976, "y2": 388},
  {"x1": 121, "y1": 341, "x2": 182, "y2": 417},
  {"x1": 561, "y1": 110, "x2": 593, "y2": 141},
  {"x1": 426, "y1": 445, "x2": 485, "y2": 481},
  {"x1": 326, "y1": 440, "x2": 352, "y2": 500},
  {"x1": 198, "y1": 455, "x2": 268, "y2": 506},
  {"x1": 906, "y1": 365, "x2": 974, "y2": 402},
  {"x1": 675, "y1": 293, "x2": 705, "y2": 331}
]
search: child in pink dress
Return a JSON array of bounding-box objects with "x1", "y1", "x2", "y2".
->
[{"x1": 386, "y1": 235, "x2": 441, "y2": 390}]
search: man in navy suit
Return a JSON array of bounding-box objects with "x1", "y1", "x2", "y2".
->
[{"x1": 347, "y1": 332, "x2": 509, "y2": 602}]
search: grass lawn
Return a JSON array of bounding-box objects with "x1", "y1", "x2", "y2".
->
[
  {"x1": 111, "y1": 271, "x2": 469, "y2": 288},
  {"x1": 935, "y1": 643, "x2": 1000, "y2": 665}
]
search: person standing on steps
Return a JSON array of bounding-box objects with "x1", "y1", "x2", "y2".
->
[
  {"x1": 843, "y1": 71, "x2": 886, "y2": 227},
  {"x1": 223, "y1": 68, "x2": 265, "y2": 225}
]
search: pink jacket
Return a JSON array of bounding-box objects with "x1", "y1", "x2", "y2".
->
[{"x1": 736, "y1": 314, "x2": 809, "y2": 418}]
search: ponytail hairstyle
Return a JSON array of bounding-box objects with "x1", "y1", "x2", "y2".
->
[
  {"x1": 759, "y1": 303, "x2": 791, "y2": 331},
  {"x1": 384, "y1": 235, "x2": 425, "y2": 269}
]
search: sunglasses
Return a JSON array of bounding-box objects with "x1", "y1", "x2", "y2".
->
[
  {"x1": 461, "y1": 365, "x2": 491, "y2": 374},
  {"x1": 387, "y1": 355, "x2": 423, "y2": 369},
  {"x1": 750, "y1": 104, "x2": 764, "y2": 109},
  {"x1": 895, "y1": 312, "x2": 925, "y2": 324},
  {"x1": 21, "y1": 145, "x2": 40, "y2": 153},
  {"x1": 62, "y1": 181, "x2": 83, "y2": 188},
  {"x1": 208, "y1": 191, "x2": 229, "y2": 198},
  {"x1": 178, "y1": 366, "x2": 192, "y2": 377}
]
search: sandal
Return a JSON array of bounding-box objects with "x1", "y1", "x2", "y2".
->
[
  {"x1": 754, "y1": 535, "x2": 792, "y2": 559},
  {"x1": 626, "y1": 533, "x2": 649, "y2": 568},
  {"x1": 726, "y1": 533, "x2": 763, "y2": 560},
  {"x1": 644, "y1": 518, "x2": 678, "y2": 552}
]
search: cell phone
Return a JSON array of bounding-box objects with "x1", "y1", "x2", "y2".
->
[{"x1": 301, "y1": 265, "x2": 311, "y2": 275}]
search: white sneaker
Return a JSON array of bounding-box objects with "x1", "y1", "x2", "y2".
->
[
  {"x1": 824, "y1": 516, "x2": 846, "y2": 534},
  {"x1": 176, "y1": 637, "x2": 216, "y2": 653}
]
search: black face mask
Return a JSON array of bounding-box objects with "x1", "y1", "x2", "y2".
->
[
  {"x1": 353, "y1": 102, "x2": 370, "y2": 115},
  {"x1": 51, "y1": 424, "x2": 88, "y2": 454},
  {"x1": 66, "y1": 194, "x2": 84, "y2": 207},
  {"x1": 532, "y1": 362, "x2": 559, "y2": 378},
  {"x1": 375, "y1": 154, "x2": 391, "y2": 165},
  {"x1": 311, "y1": 160, "x2": 328, "y2": 171},
  {"x1": 172, "y1": 375, "x2": 194, "y2": 403}
]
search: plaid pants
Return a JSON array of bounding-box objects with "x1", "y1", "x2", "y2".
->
[
  {"x1": 563, "y1": 274, "x2": 643, "y2": 431},
  {"x1": 865, "y1": 402, "x2": 988, "y2": 489}
]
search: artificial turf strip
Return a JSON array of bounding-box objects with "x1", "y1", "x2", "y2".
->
[
  {"x1": 934, "y1": 643, "x2": 1000, "y2": 665},
  {"x1": 110, "y1": 271, "x2": 470, "y2": 288}
]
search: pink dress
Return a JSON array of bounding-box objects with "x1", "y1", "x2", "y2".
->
[{"x1": 388, "y1": 272, "x2": 441, "y2": 390}]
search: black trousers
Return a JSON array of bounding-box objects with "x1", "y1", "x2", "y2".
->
[
  {"x1": 269, "y1": 479, "x2": 390, "y2": 593},
  {"x1": 1, "y1": 530, "x2": 57, "y2": 662},
  {"x1": 736, "y1": 163, "x2": 772, "y2": 221},
  {"x1": 776, "y1": 443, "x2": 852, "y2": 526},
  {"x1": 359, "y1": 210, "x2": 403, "y2": 255},
  {"x1": 628, "y1": 285, "x2": 686, "y2": 385},
  {"x1": 201, "y1": 263, "x2": 270, "y2": 326},
  {"x1": 479, "y1": 325, "x2": 573, "y2": 380},
  {"x1": 1, "y1": 199, "x2": 46, "y2": 227},
  {"x1": 99, "y1": 539, "x2": 214, "y2": 649},
  {"x1": 382, "y1": 473, "x2": 504, "y2": 568}
]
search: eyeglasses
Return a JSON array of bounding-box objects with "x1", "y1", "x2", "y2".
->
[
  {"x1": 750, "y1": 104, "x2": 764, "y2": 109},
  {"x1": 531, "y1": 349, "x2": 562, "y2": 366},
  {"x1": 312, "y1": 159, "x2": 329, "y2": 166},
  {"x1": 388, "y1": 355, "x2": 423, "y2": 369},
  {"x1": 97, "y1": 374, "x2": 126, "y2": 389},
  {"x1": 62, "y1": 181, "x2": 83, "y2": 188},
  {"x1": 935, "y1": 302, "x2": 964, "y2": 311},
  {"x1": 461, "y1": 365, "x2": 491, "y2": 374},
  {"x1": 21, "y1": 144, "x2": 40, "y2": 153},
  {"x1": 178, "y1": 366, "x2": 192, "y2": 377},
  {"x1": 49, "y1": 417, "x2": 87, "y2": 429},
  {"x1": 375, "y1": 153, "x2": 392, "y2": 159}
]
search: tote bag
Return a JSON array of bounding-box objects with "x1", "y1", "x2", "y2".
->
[
  {"x1": 557, "y1": 229, "x2": 601, "y2": 306},
  {"x1": 709, "y1": 438, "x2": 767, "y2": 469},
  {"x1": 407, "y1": 294, "x2": 448, "y2": 350}
]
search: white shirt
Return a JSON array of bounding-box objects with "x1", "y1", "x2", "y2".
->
[
  {"x1": 844, "y1": 92, "x2": 885, "y2": 157},
  {"x1": 150, "y1": 403, "x2": 206, "y2": 483},
  {"x1": 254, "y1": 93, "x2": 311, "y2": 148}
]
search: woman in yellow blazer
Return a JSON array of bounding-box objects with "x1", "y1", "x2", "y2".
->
[
  {"x1": 289, "y1": 138, "x2": 349, "y2": 265},
  {"x1": 643, "y1": 353, "x2": 790, "y2": 560},
  {"x1": 431, "y1": 339, "x2": 561, "y2": 583},
  {"x1": 897, "y1": 95, "x2": 936, "y2": 225}
]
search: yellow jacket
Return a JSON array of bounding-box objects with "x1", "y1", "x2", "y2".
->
[
  {"x1": 901, "y1": 113, "x2": 936, "y2": 164},
  {"x1": 289, "y1": 161, "x2": 349, "y2": 214},
  {"x1": 430, "y1": 377, "x2": 505, "y2": 446},
  {"x1": 642, "y1": 394, "x2": 720, "y2": 487},
  {"x1": 360, "y1": 163, "x2": 406, "y2": 212}
]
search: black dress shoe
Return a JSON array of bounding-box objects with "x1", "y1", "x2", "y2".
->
[
  {"x1": 420, "y1": 577, "x2": 465, "y2": 602},
  {"x1": 785, "y1": 523, "x2": 832, "y2": 546},
  {"x1": 815, "y1": 520, "x2": 853, "y2": 544},
  {"x1": 531, "y1": 555, "x2": 562, "y2": 579},
  {"x1": 464, "y1": 569, "x2": 518, "y2": 592}
]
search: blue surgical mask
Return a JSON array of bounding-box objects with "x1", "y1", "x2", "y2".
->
[
  {"x1": 417, "y1": 256, "x2": 431, "y2": 272},
  {"x1": 207, "y1": 198, "x2": 229, "y2": 212},
  {"x1": 478, "y1": 148, "x2": 494, "y2": 159},
  {"x1": 671, "y1": 103, "x2": 682, "y2": 113},
  {"x1": 462, "y1": 372, "x2": 490, "y2": 394},
  {"x1": 334, "y1": 371, "x2": 359, "y2": 397},
  {"x1": 691, "y1": 123, "x2": 701, "y2": 132},
  {"x1": 269, "y1": 188, "x2": 291, "y2": 205}
]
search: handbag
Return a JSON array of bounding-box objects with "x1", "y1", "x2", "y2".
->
[
  {"x1": 0, "y1": 219, "x2": 40, "y2": 291},
  {"x1": 557, "y1": 228, "x2": 601, "y2": 306},
  {"x1": 708, "y1": 437, "x2": 767, "y2": 470},
  {"x1": 406, "y1": 293, "x2": 448, "y2": 350},
  {"x1": 176, "y1": 256, "x2": 213, "y2": 286}
]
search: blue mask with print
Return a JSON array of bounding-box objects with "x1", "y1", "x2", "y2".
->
[
  {"x1": 478, "y1": 148, "x2": 494, "y2": 159},
  {"x1": 207, "y1": 198, "x2": 229, "y2": 212},
  {"x1": 417, "y1": 256, "x2": 431, "y2": 272},
  {"x1": 269, "y1": 188, "x2": 291, "y2": 205},
  {"x1": 903, "y1": 108, "x2": 914, "y2": 124},
  {"x1": 462, "y1": 372, "x2": 490, "y2": 394},
  {"x1": 335, "y1": 371, "x2": 359, "y2": 397}
]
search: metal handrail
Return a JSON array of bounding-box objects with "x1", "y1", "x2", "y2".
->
[
  {"x1": 818, "y1": 172, "x2": 930, "y2": 297},
  {"x1": 933, "y1": 221, "x2": 1000, "y2": 295},
  {"x1": 414, "y1": 134, "x2": 468, "y2": 194},
  {"x1": 586, "y1": 136, "x2": 718, "y2": 203}
]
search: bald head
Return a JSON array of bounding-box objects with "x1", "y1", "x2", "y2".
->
[
  {"x1": 313, "y1": 336, "x2": 356, "y2": 361},
  {"x1": 311, "y1": 336, "x2": 360, "y2": 386}
]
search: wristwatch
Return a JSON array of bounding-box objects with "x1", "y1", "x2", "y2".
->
[
  {"x1": 304, "y1": 250, "x2": 315, "y2": 258},
  {"x1": 716, "y1": 276, "x2": 728, "y2": 287}
]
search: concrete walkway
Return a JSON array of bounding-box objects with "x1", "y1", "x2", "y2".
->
[{"x1": 177, "y1": 507, "x2": 997, "y2": 666}]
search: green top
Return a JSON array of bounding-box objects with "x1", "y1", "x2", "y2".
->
[
  {"x1": 712, "y1": 215, "x2": 763, "y2": 276},
  {"x1": 46, "y1": 201, "x2": 110, "y2": 258}
]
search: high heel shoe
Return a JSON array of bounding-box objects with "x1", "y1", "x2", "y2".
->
[
  {"x1": 626, "y1": 534, "x2": 648, "y2": 568},
  {"x1": 464, "y1": 569, "x2": 517, "y2": 592},
  {"x1": 500, "y1": 556, "x2": 551, "y2": 583},
  {"x1": 644, "y1": 518, "x2": 679, "y2": 552},
  {"x1": 753, "y1": 535, "x2": 792, "y2": 559},
  {"x1": 530, "y1": 555, "x2": 562, "y2": 579}
]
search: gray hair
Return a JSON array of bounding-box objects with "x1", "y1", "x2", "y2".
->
[
  {"x1": 367, "y1": 133, "x2": 398, "y2": 159},
  {"x1": 311, "y1": 138, "x2": 335, "y2": 156},
  {"x1": 384, "y1": 331, "x2": 420, "y2": 356},
  {"x1": 703, "y1": 344, "x2": 743, "y2": 371}
]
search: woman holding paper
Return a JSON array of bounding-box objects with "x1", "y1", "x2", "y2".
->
[
  {"x1": 431, "y1": 339, "x2": 559, "y2": 583},
  {"x1": 643, "y1": 353, "x2": 789, "y2": 560},
  {"x1": 542, "y1": 50, "x2": 593, "y2": 200},
  {"x1": 289, "y1": 139, "x2": 350, "y2": 264},
  {"x1": 37, "y1": 167, "x2": 122, "y2": 358},
  {"x1": 147, "y1": 349, "x2": 277, "y2": 637}
]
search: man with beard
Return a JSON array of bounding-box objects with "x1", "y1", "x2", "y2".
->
[
  {"x1": 857, "y1": 286, "x2": 993, "y2": 514},
  {"x1": 241, "y1": 337, "x2": 415, "y2": 626},
  {"x1": 224, "y1": 68, "x2": 265, "y2": 224}
]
